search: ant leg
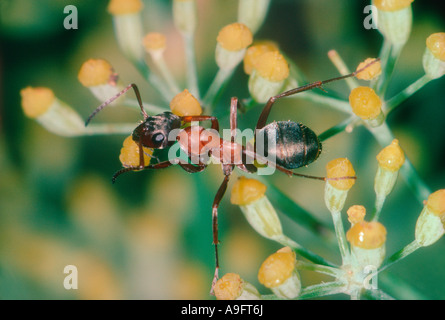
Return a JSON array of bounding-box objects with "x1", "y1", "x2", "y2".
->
[
  {"x1": 210, "y1": 166, "x2": 232, "y2": 294},
  {"x1": 230, "y1": 97, "x2": 239, "y2": 143},
  {"x1": 274, "y1": 161, "x2": 356, "y2": 182},
  {"x1": 178, "y1": 162, "x2": 207, "y2": 173},
  {"x1": 181, "y1": 116, "x2": 220, "y2": 132},
  {"x1": 255, "y1": 59, "x2": 380, "y2": 131},
  {"x1": 111, "y1": 158, "x2": 175, "y2": 183},
  {"x1": 242, "y1": 148, "x2": 355, "y2": 181},
  {"x1": 85, "y1": 83, "x2": 148, "y2": 126}
]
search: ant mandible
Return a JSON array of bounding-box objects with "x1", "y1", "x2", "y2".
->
[{"x1": 85, "y1": 59, "x2": 378, "y2": 293}]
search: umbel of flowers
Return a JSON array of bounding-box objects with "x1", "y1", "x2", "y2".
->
[{"x1": 20, "y1": 0, "x2": 445, "y2": 299}]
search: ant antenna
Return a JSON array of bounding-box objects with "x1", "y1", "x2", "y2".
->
[
  {"x1": 85, "y1": 83, "x2": 148, "y2": 126},
  {"x1": 319, "y1": 58, "x2": 380, "y2": 87}
]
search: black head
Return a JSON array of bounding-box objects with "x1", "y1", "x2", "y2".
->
[{"x1": 132, "y1": 111, "x2": 181, "y2": 149}]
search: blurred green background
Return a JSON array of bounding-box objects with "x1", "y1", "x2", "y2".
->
[{"x1": 1, "y1": 0, "x2": 444, "y2": 299}]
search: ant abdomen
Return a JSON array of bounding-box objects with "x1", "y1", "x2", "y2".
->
[{"x1": 257, "y1": 121, "x2": 322, "y2": 169}]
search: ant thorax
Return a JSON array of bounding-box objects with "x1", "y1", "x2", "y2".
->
[{"x1": 176, "y1": 125, "x2": 246, "y2": 166}]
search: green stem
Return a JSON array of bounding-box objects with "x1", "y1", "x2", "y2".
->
[
  {"x1": 183, "y1": 33, "x2": 201, "y2": 99},
  {"x1": 297, "y1": 281, "x2": 346, "y2": 300},
  {"x1": 370, "y1": 193, "x2": 386, "y2": 222},
  {"x1": 379, "y1": 240, "x2": 421, "y2": 273},
  {"x1": 318, "y1": 116, "x2": 356, "y2": 142},
  {"x1": 296, "y1": 92, "x2": 352, "y2": 114},
  {"x1": 203, "y1": 67, "x2": 235, "y2": 112},
  {"x1": 123, "y1": 98, "x2": 167, "y2": 115},
  {"x1": 83, "y1": 123, "x2": 137, "y2": 135},
  {"x1": 376, "y1": 41, "x2": 402, "y2": 97},
  {"x1": 278, "y1": 235, "x2": 337, "y2": 268},
  {"x1": 257, "y1": 177, "x2": 335, "y2": 241},
  {"x1": 385, "y1": 75, "x2": 432, "y2": 114},
  {"x1": 133, "y1": 60, "x2": 174, "y2": 102},
  {"x1": 153, "y1": 56, "x2": 181, "y2": 95},
  {"x1": 296, "y1": 260, "x2": 342, "y2": 278},
  {"x1": 330, "y1": 210, "x2": 350, "y2": 265}
]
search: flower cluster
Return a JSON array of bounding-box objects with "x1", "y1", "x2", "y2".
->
[{"x1": 19, "y1": 0, "x2": 444, "y2": 299}]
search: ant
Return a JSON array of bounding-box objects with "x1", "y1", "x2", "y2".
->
[{"x1": 85, "y1": 59, "x2": 378, "y2": 293}]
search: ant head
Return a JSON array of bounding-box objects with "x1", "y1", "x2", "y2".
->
[{"x1": 132, "y1": 111, "x2": 181, "y2": 149}]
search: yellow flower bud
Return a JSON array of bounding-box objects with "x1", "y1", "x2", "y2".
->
[
  {"x1": 170, "y1": 89, "x2": 202, "y2": 116},
  {"x1": 258, "y1": 247, "x2": 296, "y2": 288},
  {"x1": 258, "y1": 247, "x2": 300, "y2": 299},
  {"x1": 231, "y1": 176, "x2": 267, "y2": 206},
  {"x1": 231, "y1": 177, "x2": 284, "y2": 241},
  {"x1": 119, "y1": 135, "x2": 153, "y2": 168},
  {"x1": 214, "y1": 273, "x2": 261, "y2": 300},
  {"x1": 214, "y1": 273, "x2": 243, "y2": 300},
  {"x1": 325, "y1": 158, "x2": 356, "y2": 213},
  {"x1": 20, "y1": 87, "x2": 55, "y2": 118},
  {"x1": 108, "y1": 0, "x2": 144, "y2": 63},
  {"x1": 423, "y1": 33, "x2": 445, "y2": 79},
  {"x1": 21, "y1": 87, "x2": 85, "y2": 136},
  {"x1": 374, "y1": 0, "x2": 414, "y2": 12},
  {"x1": 426, "y1": 189, "x2": 445, "y2": 217},
  {"x1": 253, "y1": 51, "x2": 289, "y2": 82},
  {"x1": 248, "y1": 50, "x2": 289, "y2": 103},
  {"x1": 347, "y1": 221, "x2": 387, "y2": 268},
  {"x1": 142, "y1": 32, "x2": 166, "y2": 52},
  {"x1": 349, "y1": 86, "x2": 383, "y2": 121},
  {"x1": 216, "y1": 23, "x2": 253, "y2": 52},
  {"x1": 78, "y1": 59, "x2": 115, "y2": 87},
  {"x1": 326, "y1": 158, "x2": 356, "y2": 191},
  {"x1": 373, "y1": 0, "x2": 413, "y2": 47},
  {"x1": 243, "y1": 41, "x2": 279, "y2": 75},
  {"x1": 347, "y1": 205, "x2": 366, "y2": 225},
  {"x1": 347, "y1": 221, "x2": 387, "y2": 250},
  {"x1": 415, "y1": 190, "x2": 445, "y2": 247},
  {"x1": 107, "y1": 0, "x2": 143, "y2": 15},
  {"x1": 355, "y1": 58, "x2": 382, "y2": 80},
  {"x1": 426, "y1": 33, "x2": 445, "y2": 61},
  {"x1": 376, "y1": 139, "x2": 405, "y2": 172}
]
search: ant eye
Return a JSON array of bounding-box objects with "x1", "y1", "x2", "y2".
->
[{"x1": 152, "y1": 132, "x2": 165, "y2": 144}]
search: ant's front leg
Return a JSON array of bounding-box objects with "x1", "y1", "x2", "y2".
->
[
  {"x1": 112, "y1": 158, "x2": 175, "y2": 183},
  {"x1": 181, "y1": 115, "x2": 220, "y2": 132}
]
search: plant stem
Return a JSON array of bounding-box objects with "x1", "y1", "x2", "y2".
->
[
  {"x1": 203, "y1": 67, "x2": 234, "y2": 112},
  {"x1": 327, "y1": 49, "x2": 358, "y2": 90},
  {"x1": 385, "y1": 74, "x2": 432, "y2": 114},
  {"x1": 296, "y1": 92, "x2": 352, "y2": 114},
  {"x1": 257, "y1": 177, "x2": 335, "y2": 241},
  {"x1": 124, "y1": 98, "x2": 167, "y2": 115},
  {"x1": 318, "y1": 116, "x2": 356, "y2": 142},
  {"x1": 133, "y1": 60, "x2": 174, "y2": 102},
  {"x1": 296, "y1": 260, "x2": 342, "y2": 278},
  {"x1": 379, "y1": 240, "x2": 421, "y2": 273},
  {"x1": 297, "y1": 281, "x2": 346, "y2": 300},
  {"x1": 83, "y1": 123, "x2": 137, "y2": 135},
  {"x1": 153, "y1": 56, "x2": 181, "y2": 95},
  {"x1": 330, "y1": 209, "x2": 350, "y2": 265},
  {"x1": 183, "y1": 33, "x2": 201, "y2": 99},
  {"x1": 377, "y1": 43, "x2": 403, "y2": 98},
  {"x1": 371, "y1": 193, "x2": 386, "y2": 222},
  {"x1": 278, "y1": 235, "x2": 337, "y2": 268}
]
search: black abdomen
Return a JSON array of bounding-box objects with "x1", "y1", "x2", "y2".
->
[{"x1": 257, "y1": 121, "x2": 322, "y2": 169}]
